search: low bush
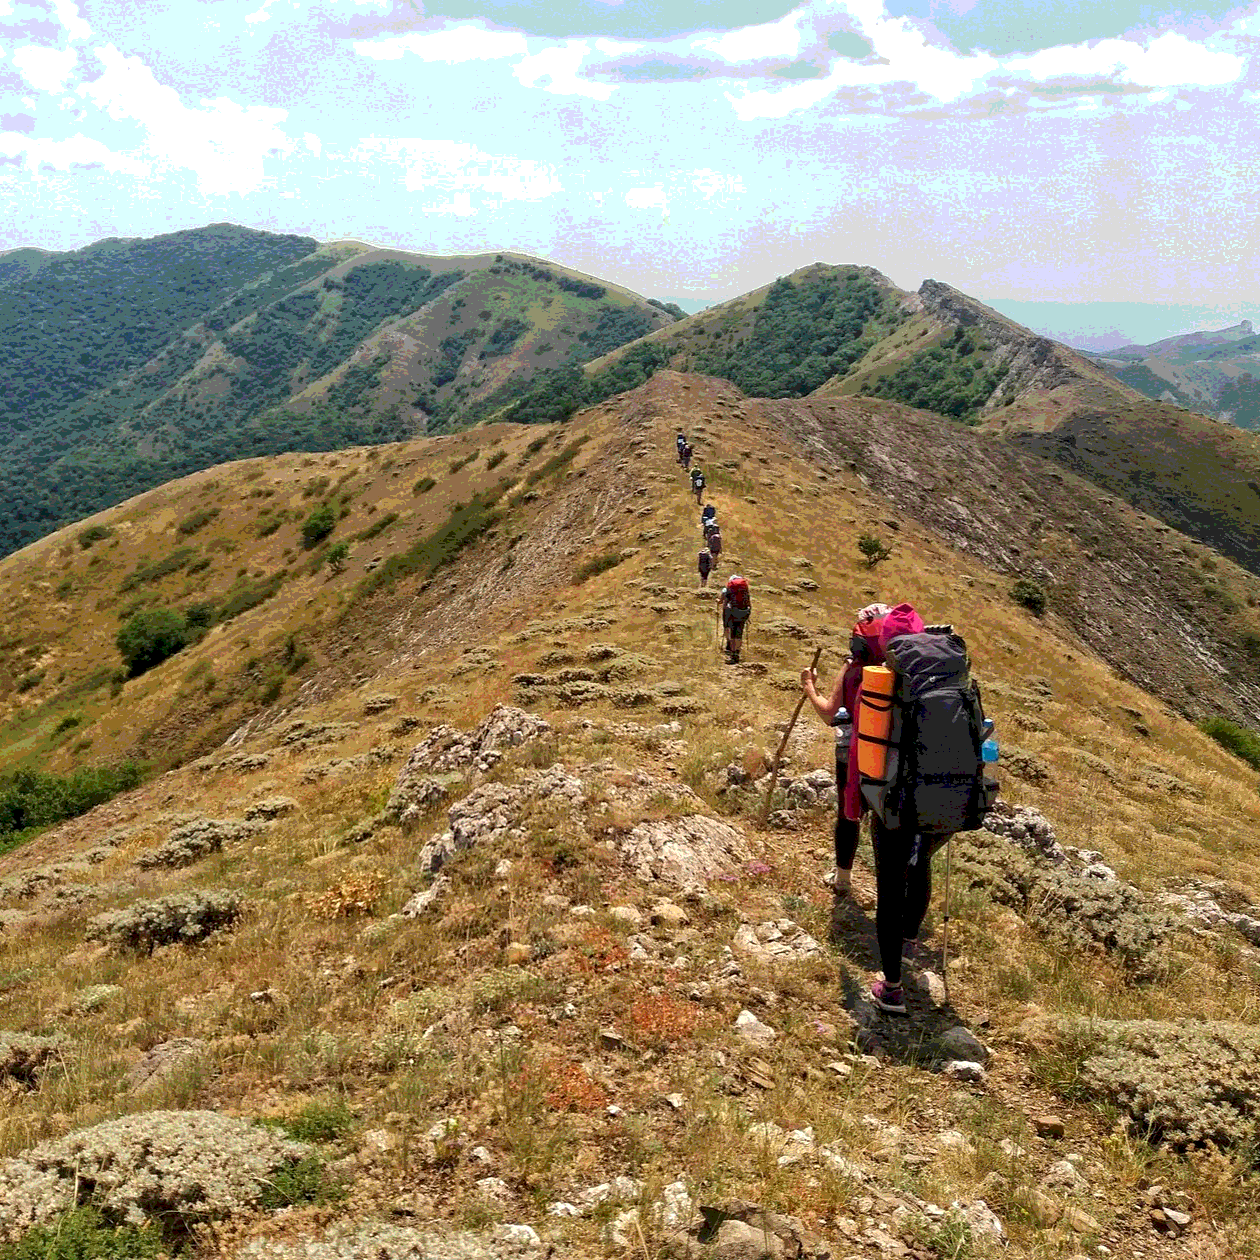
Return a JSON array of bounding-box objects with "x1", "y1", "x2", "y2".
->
[
  {"x1": 1046, "y1": 1018, "x2": 1260, "y2": 1151},
  {"x1": 15, "y1": 670, "x2": 44, "y2": 693},
  {"x1": 353, "y1": 512, "x2": 398, "y2": 543},
  {"x1": 486, "y1": 449, "x2": 507, "y2": 469},
  {"x1": 1010, "y1": 577, "x2": 1047, "y2": 616},
  {"x1": 857, "y1": 533, "x2": 892, "y2": 567},
  {"x1": 76, "y1": 524, "x2": 113, "y2": 550},
  {"x1": 413, "y1": 476, "x2": 436, "y2": 495},
  {"x1": 1200, "y1": 715, "x2": 1260, "y2": 771},
  {"x1": 119, "y1": 547, "x2": 196, "y2": 592},
  {"x1": 176, "y1": 506, "x2": 220, "y2": 536},
  {"x1": 574, "y1": 551, "x2": 626, "y2": 583},
  {"x1": 526, "y1": 436, "x2": 588, "y2": 486},
  {"x1": 86, "y1": 890, "x2": 242, "y2": 953},
  {"x1": 0, "y1": 1205, "x2": 162, "y2": 1260},
  {"x1": 325, "y1": 541, "x2": 350, "y2": 573},
  {"x1": 217, "y1": 571, "x2": 285, "y2": 622}
]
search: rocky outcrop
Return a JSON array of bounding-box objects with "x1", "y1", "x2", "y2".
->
[{"x1": 619, "y1": 815, "x2": 751, "y2": 887}]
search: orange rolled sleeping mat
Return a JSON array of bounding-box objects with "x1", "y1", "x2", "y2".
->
[{"x1": 857, "y1": 665, "x2": 895, "y2": 779}]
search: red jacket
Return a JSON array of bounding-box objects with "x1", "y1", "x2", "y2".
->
[{"x1": 843, "y1": 603, "x2": 925, "y2": 821}]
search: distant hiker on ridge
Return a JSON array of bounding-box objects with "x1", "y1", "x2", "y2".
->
[
  {"x1": 691, "y1": 467, "x2": 706, "y2": 504},
  {"x1": 698, "y1": 546, "x2": 713, "y2": 588},
  {"x1": 721, "y1": 573, "x2": 751, "y2": 663},
  {"x1": 800, "y1": 602, "x2": 890, "y2": 898},
  {"x1": 676, "y1": 432, "x2": 687, "y2": 463}
]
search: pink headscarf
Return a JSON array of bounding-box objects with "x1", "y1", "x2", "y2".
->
[{"x1": 843, "y1": 602, "x2": 924, "y2": 821}]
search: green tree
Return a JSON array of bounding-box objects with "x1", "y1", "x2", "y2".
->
[
  {"x1": 116, "y1": 607, "x2": 188, "y2": 676},
  {"x1": 858, "y1": 533, "x2": 893, "y2": 568},
  {"x1": 301, "y1": 503, "x2": 336, "y2": 549}
]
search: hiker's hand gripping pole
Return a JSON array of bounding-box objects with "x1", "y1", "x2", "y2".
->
[{"x1": 761, "y1": 646, "x2": 823, "y2": 826}]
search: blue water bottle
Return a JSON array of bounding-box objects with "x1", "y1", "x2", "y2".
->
[{"x1": 981, "y1": 718, "x2": 999, "y2": 764}]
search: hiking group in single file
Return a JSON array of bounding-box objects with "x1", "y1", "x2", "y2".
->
[{"x1": 674, "y1": 428, "x2": 1000, "y2": 1016}]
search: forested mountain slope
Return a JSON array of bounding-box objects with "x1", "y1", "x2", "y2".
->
[{"x1": 0, "y1": 226, "x2": 673, "y2": 557}]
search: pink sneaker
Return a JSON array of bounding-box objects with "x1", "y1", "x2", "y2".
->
[{"x1": 870, "y1": 980, "x2": 907, "y2": 1015}]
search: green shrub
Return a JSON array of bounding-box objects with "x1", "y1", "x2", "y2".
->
[
  {"x1": 53, "y1": 714, "x2": 81, "y2": 735},
  {"x1": 448, "y1": 451, "x2": 478, "y2": 474},
  {"x1": 257, "y1": 1154, "x2": 344, "y2": 1208},
  {"x1": 77, "y1": 524, "x2": 113, "y2": 550},
  {"x1": 573, "y1": 551, "x2": 626, "y2": 583},
  {"x1": 1010, "y1": 577, "x2": 1047, "y2": 616},
  {"x1": 176, "y1": 506, "x2": 220, "y2": 536},
  {"x1": 413, "y1": 476, "x2": 436, "y2": 495},
  {"x1": 217, "y1": 571, "x2": 285, "y2": 622},
  {"x1": 353, "y1": 512, "x2": 398, "y2": 543},
  {"x1": 857, "y1": 533, "x2": 892, "y2": 567},
  {"x1": 356, "y1": 487, "x2": 505, "y2": 600},
  {"x1": 486, "y1": 449, "x2": 507, "y2": 470},
  {"x1": 0, "y1": 1205, "x2": 162, "y2": 1260},
  {"x1": 116, "y1": 607, "x2": 188, "y2": 676},
  {"x1": 119, "y1": 547, "x2": 196, "y2": 592},
  {"x1": 256, "y1": 514, "x2": 284, "y2": 538},
  {"x1": 300, "y1": 504, "x2": 336, "y2": 549},
  {"x1": 0, "y1": 762, "x2": 143, "y2": 856},
  {"x1": 526, "y1": 436, "x2": 588, "y2": 486},
  {"x1": 16, "y1": 670, "x2": 44, "y2": 693},
  {"x1": 270, "y1": 1098, "x2": 355, "y2": 1144},
  {"x1": 325, "y1": 542, "x2": 350, "y2": 573},
  {"x1": 55, "y1": 577, "x2": 74, "y2": 599},
  {"x1": 1200, "y1": 716, "x2": 1260, "y2": 771}
]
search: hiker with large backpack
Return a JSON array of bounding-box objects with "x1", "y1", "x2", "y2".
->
[
  {"x1": 800, "y1": 603, "x2": 891, "y2": 897},
  {"x1": 854, "y1": 605, "x2": 998, "y2": 1014},
  {"x1": 682, "y1": 443, "x2": 694, "y2": 471},
  {"x1": 698, "y1": 547, "x2": 713, "y2": 587},
  {"x1": 676, "y1": 432, "x2": 687, "y2": 463},
  {"x1": 707, "y1": 525, "x2": 722, "y2": 558},
  {"x1": 720, "y1": 574, "x2": 751, "y2": 663},
  {"x1": 691, "y1": 468, "x2": 706, "y2": 504}
]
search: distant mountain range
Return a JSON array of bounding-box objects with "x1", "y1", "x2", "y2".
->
[{"x1": 1079, "y1": 321, "x2": 1260, "y2": 429}]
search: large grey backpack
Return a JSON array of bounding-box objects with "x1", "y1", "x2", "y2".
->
[{"x1": 860, "y1": 629, "x2": 997, "y2": 835}]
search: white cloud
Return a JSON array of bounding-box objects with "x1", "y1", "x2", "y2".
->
[
  {"x1": 626, "y1": 185, "x2": 667, "y2": 211},
  {"x1": 50, "y1": 0, "x2": 90, "y2": 41},
  {"x1": 78, "y1": 44, "x2": 297, "y2": 195},
  {"x1": 11, "y1": 44, "x2": 78, "y2": 91},
  {"x1": 694, "y1": 11, "x2": 802, "y2": 63},
  {"x1": 352, "y1": 136, "x2": 562, "y2": 209},
  {"x1": 354, "y1": 24, "x2": 527, "y2": 64},
  {"x1": 304, "y1": 130, "x2": 322, "y2": 157},
  {"x1": 513, "y1": 41, "x2": 615, "y2": 99},
  {"x1": 691, "y1": 168, "x2": 745, "y2": 200},
  {"x1": 0, "y1": 129, "x2": 143, "y2": 173},
  {"x1": 1008, "y1": 31, "x2": 1243, "y2": 89}
]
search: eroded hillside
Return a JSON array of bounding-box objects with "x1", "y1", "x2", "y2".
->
[{"x1": 2, "y1": 373, "x2": 1260, "y2": 1259}]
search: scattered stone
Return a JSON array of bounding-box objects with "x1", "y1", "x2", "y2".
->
[
  {"x1": 236, "y1": 1221, "x2": 543, "y2": 1258},
  {"x1": 652, "y1": 900, "x2": 690, "y2": 928},
  {"x1": 503, "y1": 943, "x2": 531, "y2": 966},
  {"x1": 952, "y1": 1200, "x2": 1004, "y2": 1244},
  {"x1": 943, "y1": 1060, "x2": 986, "y2": 1083},
  {"x1": 735, "y1": 1010, "x2": 777, "y2": 1046},
  {"x1": 1013, "y1": 1187, "x2": 1061, "y2": 1227},
  {"x1": 1033, "y1": 1113, "x2": 1066, "y2": 1139},
  {"x1": 127, "y1": 1038, "x2": 207, "y2": 1091},
  {"x1": 400, "y1": 876, "x2": 451, "y2": 919},
  {"x1": 936, "y1": 1025, "x2": 989, "y2": 1065},
  {"x1": 610, "y1": 905, "x2": 644, "y2": 929},
  {"x1": 1160, "y1": 878, "x2": 1260, "y2": 947},
  {"x1": 364, "y1": 693, "x2": 399, "y2": 715},
  {"x1": 732, "y1": 920, "x2": 823, "y2": 965}
]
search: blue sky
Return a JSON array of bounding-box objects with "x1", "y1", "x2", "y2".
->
[{"x1": 1, "y1": 0, "x2": 1258, "y2": 326}]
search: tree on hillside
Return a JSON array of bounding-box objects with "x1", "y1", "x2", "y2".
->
[
  {"x1": 301, "y1": 504, "x2": 336, "y2": 549},
  {"x1": 116, "y1": 608, "x2": 188, "y2": 677}
]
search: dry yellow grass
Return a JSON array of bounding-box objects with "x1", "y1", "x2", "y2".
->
[{"x1": 1, "y1": 372, "x2": 1258, "y2": 1257}]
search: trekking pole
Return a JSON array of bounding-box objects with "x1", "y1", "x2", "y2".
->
[
  {"x1": 942, "y1": 833, "x2": 953, "y2": 1004},
  {"x1": 760, "y1": 647, "x2": 823, "y2": 827}
]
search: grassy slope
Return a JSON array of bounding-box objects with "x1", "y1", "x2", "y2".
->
[{"x1": 1, "y1": 373, "x2": 1259, "y2": 1255}]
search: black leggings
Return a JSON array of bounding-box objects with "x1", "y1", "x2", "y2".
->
[
  {"x1": 834, "y1": 745, "x2": 860, "y2": 870},
  {"x1": 871, "y1": 819, "x2": 946, "y2": 985}
]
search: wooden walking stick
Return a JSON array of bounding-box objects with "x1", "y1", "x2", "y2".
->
[
  {"x1": 761, "y1": 646, "x2": 823, "y2": 826},
  {"x1": 942, "y1": 833, "x2": 953, "y2": 1003}
]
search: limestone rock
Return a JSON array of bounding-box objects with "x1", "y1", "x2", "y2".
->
[
  {"x1": 620, "y1": 815, "x2": 752, "y2": 887},
  {"x1": 400, "y1": 876, "x2": 451, "y2": 919},
  {"x1": 127, "y1": 1038, "x2": 207, "y2": 1091},
  {"x1": 732, "y1": 920, "x2": 823, "y2": 965},
  {"x1": 936, "y1": 1025, "x2": 989, "y2": 1065},
  {"x1": 0, "y1": 1033, "x2": 63, "y2": 1085},
  {"x1": 735, "y1": 1010, "x2": 777, "y2": 1045}
]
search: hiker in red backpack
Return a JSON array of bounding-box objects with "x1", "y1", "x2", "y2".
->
[
  {"x1": 801, "y1": 603, "x2": 890, "y2": 898},
  {"x1": 720, "y1": 574, "x2": 751, "y2": 663},
  {"x1": 697, "y1": 547, "x2": 712, "y2": 587}
]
